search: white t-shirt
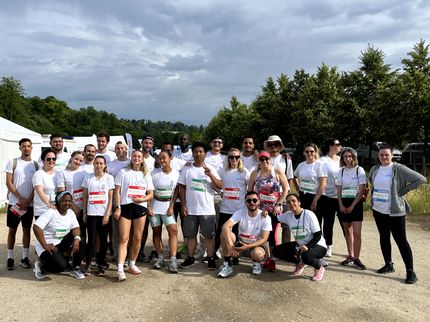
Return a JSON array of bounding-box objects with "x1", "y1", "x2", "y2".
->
[
  {"x1": 242, "y1": 155, "x2": 258, "y2": 173},
  {"x1": 96, "y1": 150, "x2": 117, "y2": 164},
  {"x1": 278, "y1": 210, "x2": 326, "y2": 248},
  {"x1": 32, "y1": 170, "x2": 60, "y2": 217},
  {"x1": 107, "y1": 159, "x2": 130, "y2": 178},
  {"x1": 271, "y1": 155, "x2": 294, "y2": 180},
  {"x1": 294, "y1": 160, "x2": 327, "y2": 194},
  {"x1": 230, "y1": 208, "x2": 272, "y2": 244},
  {"x1": 205, "y1": 151, "x2": 227, "y2": 171},
  {"x1": 336, "y1": 166, "x2": 366, "y2": 199},
  {"x1": 57, "y1": 168, "x2": 86, "y2": 209},
  {"x1": 34, "y1": 208, "x2": 79, "y2": 256},
  {"x1": 115, "y1": 168, "x2": 154, "y2": 208},
  {"x1": 170, "y1": 157, "x2": 186, "y2": 172},
  {"x1": 80, "y1": 163, "x2": 94, "y2": 175},
  {"x1": 372, "y1": 164, "x2": 393, "y2": 214},
  {"x1": 320, "y1": 156, "x2": 340, "y2": 198},
  {"x1": 173, "y1": 149, "x2": 193, "y2": 162},
  {"x1": 144, "y1": 155, "x2": 156, "y2": 173},
  {"x1": 4, "y1": 158, "x2": 38, "y2": 205},
  {"x1": 218, "y1": 168, "x2": 250, "y2": 214},
  {"x1": 178, "y1": 164, "x2": 221, "y2": 215},
  {"x1": 151, "y1": 168, "x2": 179, "y2": 214},
  {"x1": 82, "y1": 173, "x2": 115, "y2": 216}
]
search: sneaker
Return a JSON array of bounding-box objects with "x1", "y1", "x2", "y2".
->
[
  {"x1": 7, "y1": 258, "x2": 14, "y2": 271},
  {"x1": 320, "y1": 258, "x2": 329, "y2": 267},
  {"x1": 262, "y1": 258, "x2": 276, "y2": 272},
  {"x1": 326, "y1": 245, "x2": 332, "y2": 257},
  {"x1": 153, "y1": 258, "x2": 165, "y2": 269},
  {"x1": 149, "y1": 250, "x2": 158, "y2": 262},
  {"x1": 232, "y1": 257, "x2": 239, "y2": 265},
  {"x1": 341, "y1": 256, "x2": 355, "y2": 266},
  {"x1": 291, "y1": 262, "x2": 307, "y2": 276},
  {"x1": 83, "y1": 267, "x2": 91, "y2": 276},
  {"x1": 179, "y1": 257, "x2": 195, "y2": 269},
  {"x1": 101, "y1": 260, "x2": 110, "y2": 270},
  {"x1": 312, "y1": 266, "x2": 325, "y2": 281},
  {"x1": 405, "y1": 270, "x2": 418, "y2": 284},
  {"x1": 207, "y1": 257, "x2": 217, "y2": 270},
  {"x1": 354, "y1": 258, "x2": 366, "y2": 270},
  {"x1": 127, "y1": 265, "x2": 142, "y2": 275},
  {"x1": 34, "y1": 261, "x2": 47, "y2": 280},
  {"x1": 20, "y1": 257, "x2": 32, "y2": 269},
  {"x1": 377, "y1": 262, "x2": 395, "y2": 274},
  {"x1": 218, "y1": 264, "x2": 233, "y2": 278},
  {"x1": 117, "y1": 270, "x2": 127, "y2": 282},
  {"x1": 168, "y1": 261, "x2": 179, "y2": 274},
  {"x1": 95, "y1": 265, "x2": 105, "y2": 276},
  {"x1": 252, "y1": 262, "x2": 262, "y2": 275},
  {"x1": 70, "y1": 268, "x2": 85, "y2": 280},
  {"x1": 137, "y1": 252, "x2": 150, "y2": 263}
]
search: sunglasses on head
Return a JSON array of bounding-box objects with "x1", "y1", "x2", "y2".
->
[
  {"x1": 45, "y1": 157, "x2": 57, "y2": 162},
  {"x1": 228, "y1": 155, "x2": 240, "y2": 160},
  {"x1": 259, "y1": 157, "x2": 269, "y2": 161},
  {"x1": 246, "y1": 198, "x2": 259, "y2": 204}
]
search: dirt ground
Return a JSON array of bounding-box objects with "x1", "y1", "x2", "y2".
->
[{"x1": 0, "y1": 212, "x2": 429, "y2": 322}]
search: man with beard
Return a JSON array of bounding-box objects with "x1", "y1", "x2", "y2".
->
[
  {"x1": 39, "y1": 134, "x2": 70, "y2": 171},
  {"x1": 173, "y1": 133, "x2": 193, "y2": 162},
  {"x1": 241, "y1": 136, "x2": 258, "y2": 172},
  {"x1": 80, "y1": 144, "x2": 96, "y2": 175},
  {"x1": 96, "y1": 132, "x2": 117, "y2": 163},
  {"x1": 141, "y1": 134, "x2": 155, "y2": 173},
  {"x1": 5, "y1": 138, "x2": 39, "y2": 270}
]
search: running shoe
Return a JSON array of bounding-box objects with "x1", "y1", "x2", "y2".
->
[
  {"x1": 117, "y1": 270, "x2": 127, "y2": 282},
  {"x1": 20, "y1": 257, "x2": 32, "y2": 269},
  {"x1": 377, "y1": 262, "x2": 395, "y2": 274},
  {"x1": 153, "y1": 258, "x2": 165, "y2": 269},
  {"x1": 326, "y1": 245, "x2": 332, "y2": 257},
  {"x1": 312, "y1": 266, "x2": 325, "y2": 281},
  {"x1": 406, "y1": 270, "x2": 418, "y2": 284},
  {"x1": 218, "y1": 264, "x2": 233, "y2": 278},
  {"x1": 179, "y1": 257, "x2": 195, "y2": 269},
  {"x1": 7, "y1": 258, "x2": 14, "y2": 271},
  {"x1": 149, "y1": 250, "x2": 158, "y2": 262},
  {"x1": 262, "y1": 258, "x2": 276, "y2": 272},
  {"x1": 83, "y1": 266, "x2": 91, "y2": 276},
  {"x1": 70, "y1": 268, "x2": 85, "y2": 280},
  {"x1": 168, "y1": 262, "x2": 179, "y2": 274},
  {"x1": 101, "y1": 260, "x2": 110, "y2": 270},
  {"x1": 354, "y1": 258, "x2": 366, "y2": 270},
  {"x1": 95, "y1": 265, "x2": 105, "y2": 276},
  {"x1": 127, "y1": 265, "x2": 142, "y2": 275},
  {"x1": 34, "y1": 261, "x2": 47, "y2": 280},
  {"x1": 207, "y1": 257, "x2": 217, "y2": 270},
  {"x1": 252, "y1": 262, "x2": 262, "y2": 275},
  {"x1": 291, "y1": 262, "x2": 307, "y2": 276},
  {"x1": 341, "y1": 256, "x2": 355, "y2": 266}
]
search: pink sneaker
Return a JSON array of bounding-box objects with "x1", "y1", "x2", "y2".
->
[
  {"x1": 312, "y1": 265, "x2": 325, "y2": 281},
  {"x1": 291, "y1": 262, "x2": 307, "y2": 276},
  {"x1": 127, "y1": 265, "x2": 142, "y2": 275},
  {"x1": 262, "y1": 258, "x2": 276, "y2": 272}
]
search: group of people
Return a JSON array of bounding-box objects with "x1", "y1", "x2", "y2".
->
[{"x1": 4, "y1": 133, "x2": 426, "y2": 284}]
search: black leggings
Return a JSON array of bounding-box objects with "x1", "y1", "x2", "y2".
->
[
  {"x1": 86, "y1": 216, "x2": 108, "y2": 266},
  {"x1": 268, "y1": 212, "x2": 280, "y2": 247},
  {"x1": 215, "y1": 212, "x2": 238, "y2": 251},
  {"x1": 273, "y1": 242, "x2": 326, "y2": 269},
  {"x1": 315, "y1": 195, "x2": 338, "y2": 246},
  {"x1": 373, "y1": 211, "x2": 413, "y2": 270},
  {"x1": 40, "y1": 232, "x2": 85, "y2": 273}
]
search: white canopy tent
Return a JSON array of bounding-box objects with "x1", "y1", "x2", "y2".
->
[{"x1": 0, "y1": 117, "x2": 42, "y2": 206}]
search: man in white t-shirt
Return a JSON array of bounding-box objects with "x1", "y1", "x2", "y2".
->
[
  {"x1": 178, "y1": 142, "x2": 223, "y2": 270},
  {"x1": 80, "y1": 144, "x2": 96, "y2": 175},
  {"x1": 96, "y1": 132, "x2": 117, "y2": 163},
  {"x1": 141, "y1": 134, "x2": 156, "y2": 173},
  {"x1": 38, "y1": 134, "x2": 71, "y2": 171},
  {"x1": 241, "y1": 136, "x2": 258, "y2": 173},
  {"x1": 218, "y1": 191, "x2": 272, "y2": 277},
  {"x1": 173, "y1": 133, "x2": 193, "y2": 162},
  {"x1": 4, "y1": 138, "x2": 39, "y2": 270}
]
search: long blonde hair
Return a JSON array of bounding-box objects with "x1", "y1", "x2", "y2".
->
[
  {"x1": 225, "y1": 148, "x2": 245, "y2": 172},
  {"x1": 128, "y1": 150, "x2": 148, "y2": 176}
]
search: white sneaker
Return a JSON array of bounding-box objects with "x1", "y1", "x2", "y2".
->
[
  {"x1": 70, "y1": 268, "x2": 85, "y2": 280},
  {"x1": 326, "y1": 245, "x2": 332, "y2": 257},
  {"x1": 34, "y1": 261, "x2": 47, "y2": 280},
  {"x1": 153, "y1": 258, "x2": 165, "y2": 269},
  {"x1": 168, "y1": 261, "x2": 178, "y2": 273},
  {"x1": 117, "y1": 270, "x2": 127, "y2": 282},
  {"x1": 218, "y1": 264, "x2": 233, "y2": 278},
  {"x1": 252, "y1": 262, "x2": 262, "y2": 275}
]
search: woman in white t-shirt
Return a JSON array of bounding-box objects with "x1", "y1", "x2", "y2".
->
[
  {"x1": 33, "y1": 191, "x2": 85, "y2": 280},
  {"x1": 114, "y1": 150, "x2": 154, "y2": 281},
  {"x1": 336, "y1": 148, "x2": 366, "y2": 270},
  {"x1": 148, "y1": 150, "x2": 178, "y2": 273},
  {"x1": 82, "y1": 155, "x2": 114, "y2": 277},
  {"x1": 216, "y1": 148, "x2": 250, "y2": 262}
]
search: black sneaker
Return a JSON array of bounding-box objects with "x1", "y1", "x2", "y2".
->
[
  {"x1": 7, "y1": 258, "x2": 14, "y2": 271},
  {"x1": 377, "y1": 262, "x2": 395, "y2": 274},
  {"x1": 406, "y1": 270, "x2": 418, "y2": 284},
  {"x1": 20, "y1": 257, "x2": 32, "y2": 269},
  {"x1": 207, "y1": 257, "x2": 217, "y2": 271},
  {"x1": 149, "y1": 250, "x2": 158, "y2": 261},
  {"x1": 96, "y1": 265, "x2": 105, "y2": 276},
  {"x1": 179, "y1": 257, "x2": 195, "y2": 269},
  {"x1": 232, "y1": 257, "x2": 239, "y2": 265},
  {"x1": 102, "y1": 260, "x2": 110, "y2": 270}
]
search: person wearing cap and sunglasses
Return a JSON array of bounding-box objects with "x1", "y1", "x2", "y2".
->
[
  {"x1": 33, "y1": 191, "x2": 86, "y2": 280},
  {"x1": 218, "y1": 191, "x2": 272, "y2": 277},
  {"x1": 248, "y1": 151, "x2": 289, "y2": 271}
]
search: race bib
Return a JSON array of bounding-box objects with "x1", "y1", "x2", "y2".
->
[
  {"x1": 299, "y1": 178, "x2": 316, "y2": 193},
  {"x1": 73, "y1": 189, "x2": 84, "y2": 202},
  {"x1": 239, "y1": 233, "x2": 257, "y2": 244},
  {"x1": 373, "y1": 189, "x2": 389, "y2": 202},
  {"x1": 191, "y1": 178, "x2": 206, "y2": 192},
  {"x1": 89, "y1": 191, "x2": 107, "y2": 204},
  {"x1": 54, "y1": 228, "x2": 69, "y2": 239},
  {"x1": 342, "y1": 185, "x2": 357, "y2": 199},
  {"x1": 259, "y1": 191, "x2": 278, "y2": 205},
  {"x1": 10, "y1": 204, "x2": 26, "y2": 217},
  {"x1": 127, "y1": 186, "x2": 146, "y2": 199},
  {"x1": 155, "y1": 187, "x2": 173, "y2": 200},
  {"x1": 224, "y1": 188, "x2": 240, "y2": 200},
  {"x1": 292, "y1": 226, "x2": 307, "y2": 241}
]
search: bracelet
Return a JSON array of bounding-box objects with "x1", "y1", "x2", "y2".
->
[{"x1": 74, "y1": 236, "x2": 81, "y2": 242}]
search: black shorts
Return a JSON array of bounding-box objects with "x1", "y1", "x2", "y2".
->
[
  {"x1": 120, "y1": 203, "x2": 147, "y2": 220},
  {"x1": 7, "y1": 205, "x2": 34, "y2": 230},
  {"x1": 338, "y1": 199, "x2": 363, "y2": 222}
]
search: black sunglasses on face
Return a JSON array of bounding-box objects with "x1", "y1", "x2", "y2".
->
[
  {"x1": 45, "y1": 157, "x2": 57, "y2": 162},
  {"x1": 246, "y1": 198, "x2": 259, "y2": 204},
  {"x1": 267, "y1": 142, "x2": 280, "y2": 148},
  {"x1": 228, "y1": 155, "x2": 240, "y2": 160},
  {"x1": 259, "y1": 157, "x2": 269, "y2": 161}
]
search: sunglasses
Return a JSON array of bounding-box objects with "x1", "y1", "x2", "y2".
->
[
  {"x1": 228, "y1": 155, "x2": 240, "y2": 160},
  {"x1": 267, "y1": 142, "x2": 280, "y2": 148},
  {"x1": 259, "y1": 157, "x2": 269, "y2": 162},
  {"x1": 246, "y1": 198, "x2": 259, "y2": 204},
  {"x1": 45, "y1": 157, "x2": 57, "y2": 162},
  {"x1": 304, "y1": 150, "x2": 315, "y2": 154}
]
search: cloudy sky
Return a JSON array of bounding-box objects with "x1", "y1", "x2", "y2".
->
[{"x1": 1, "y1": 0, "x2": 429, "y2": 125}]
